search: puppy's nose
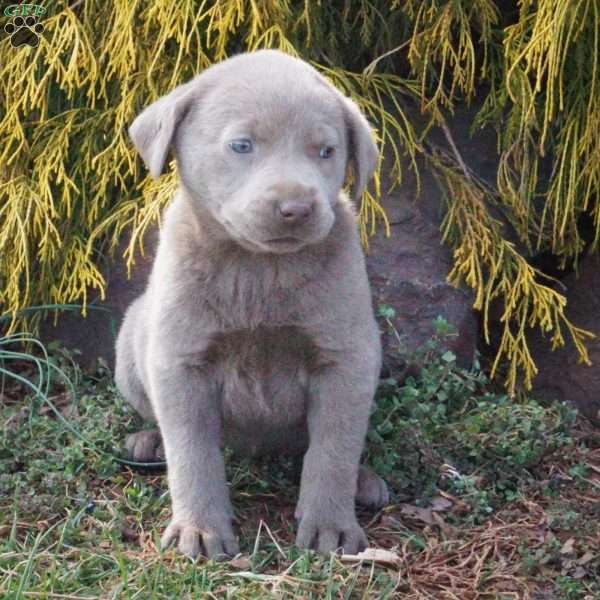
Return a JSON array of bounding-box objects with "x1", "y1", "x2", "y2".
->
[{"x1": 278, "y1": 200, "x2": 314, "y2": 224}]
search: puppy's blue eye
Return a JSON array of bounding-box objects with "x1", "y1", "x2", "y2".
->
[
  {"x1": 229, "y1": 139, "x2": 253, "y2": 154},
  {"x1": 319, "y1": 146, "x2": 335, "y2": 159}
]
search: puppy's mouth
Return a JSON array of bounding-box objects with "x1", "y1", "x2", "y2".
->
[
  {"x1": 258, "y1": 236, "x2": 307, "y2": 253},
  {"x1": 266, "y1": 237, "x2": 302, "y2": 245}
]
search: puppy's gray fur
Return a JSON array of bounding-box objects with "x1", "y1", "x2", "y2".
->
[{"x1": 115, "y1": 50, "x2": 386, "y2": 559}]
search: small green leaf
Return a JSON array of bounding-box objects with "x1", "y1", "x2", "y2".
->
[
  {"x1": 441, "y1": 350, "x2": 456, "y2": 363},
  {"x1": 378, "y1": 304, "x2": 396, "y2": 319}
]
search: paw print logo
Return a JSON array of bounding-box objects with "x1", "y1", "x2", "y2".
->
[{"x1": 4, "y1": 15, "x2": 44, "y2": 48}]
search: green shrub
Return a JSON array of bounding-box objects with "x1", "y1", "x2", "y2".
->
[{"x1": 367, "y1": 317, "x2": 577, "y2": 522}]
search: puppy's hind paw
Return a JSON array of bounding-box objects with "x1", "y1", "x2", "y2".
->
[
  {"x1": 124, "y1": 429, "x2": 165, "y2": 463},
  {"x1": 356, "y1": 466, "x2": 389, "y2": 509}
]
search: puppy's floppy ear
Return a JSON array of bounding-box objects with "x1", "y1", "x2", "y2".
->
[
  {"x1": 129, "y1": 81, "x2": 196, "y2": 178},
  {"x1": 342, "y1": 97, "x2": 379, "y2": 200}
]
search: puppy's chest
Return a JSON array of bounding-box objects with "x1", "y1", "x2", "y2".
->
[
  {"x1": 197, "y1": 254, "x2": 319, "y2": 329},
  {"x1": 205, "y1": 325, "x2": 323, "y2": 427}
]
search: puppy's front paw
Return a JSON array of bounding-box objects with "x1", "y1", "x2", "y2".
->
[
  {"x1": 161, "y1": 517, "x2": 239, "y2": 560},
  {"x1": 296, "y1": 510, "x2": 367, "y2": 554}
]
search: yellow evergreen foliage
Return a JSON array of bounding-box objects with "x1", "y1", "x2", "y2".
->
[
  {"x1": 430, "y1": 148, "x2": 594, "y2": 394},
  {"x1": 1, "y1": 0, "x2": 598, "y2": 394}
]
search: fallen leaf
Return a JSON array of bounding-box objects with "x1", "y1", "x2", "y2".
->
[
  {"x1": 577, "y1": 551, "x2": 595, "y2": 565},
  {"x1": 431, "y1": 511, "x2": 453, "y2": 534},
  {"x1": 399, "y1": 504, "x2": 435, "y2": 525},
  {"x1": 121, "y1": 527, "x2": 139, "y2": 543},
  {"x1": 572, "y1": 566, "x2": 587, "y2": 579},
  {"x1": 430, "y1": 496, "x2": 453, "y2": 512},
  {"x1": 560, "y1": 537, "x2": 575, "y2": 555},
  {"x1": 62, "y1": 403, "x2": 80, "y2": 419},
  {"x1": 230, "y1": 555, "x2": 251, "y2": 569},
  {"x1": 39, "y1": 392, "x2": 72, "y2": 415},
  {"x1": 439, "y1": 463, "x2": 461, "y2": 480}
]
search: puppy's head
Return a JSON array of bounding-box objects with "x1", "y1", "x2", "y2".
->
[{"x1": 129, "y1": 50, "x2": 378, "y2": 254}]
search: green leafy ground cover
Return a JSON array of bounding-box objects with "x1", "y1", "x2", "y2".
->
[{"x1": 1, "y1": 325, "x2": 599, "y2": 599}]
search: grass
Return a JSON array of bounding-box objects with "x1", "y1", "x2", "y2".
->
[{"x1": 1, "y1": 322, "x2": 599, "y2": 599}]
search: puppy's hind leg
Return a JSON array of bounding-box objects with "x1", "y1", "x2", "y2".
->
[
  {"x1": 115, "y1": 296, "x2": 154, "y2": 421},
  {"x1": 115, "y1": 296, "x2": 164, "y2": 463}
]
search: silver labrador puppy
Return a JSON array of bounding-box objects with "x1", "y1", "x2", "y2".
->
[{"x1": 115, "y1": 50, "x2": 388, "y2": 559}]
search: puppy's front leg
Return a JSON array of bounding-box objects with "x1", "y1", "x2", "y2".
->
[
  {"x1": 149, "y1": 363, "x2": 239, "y2": 559},
  {"x1": 295, "y1": 356, "x2": 377, "y2": 554}
]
